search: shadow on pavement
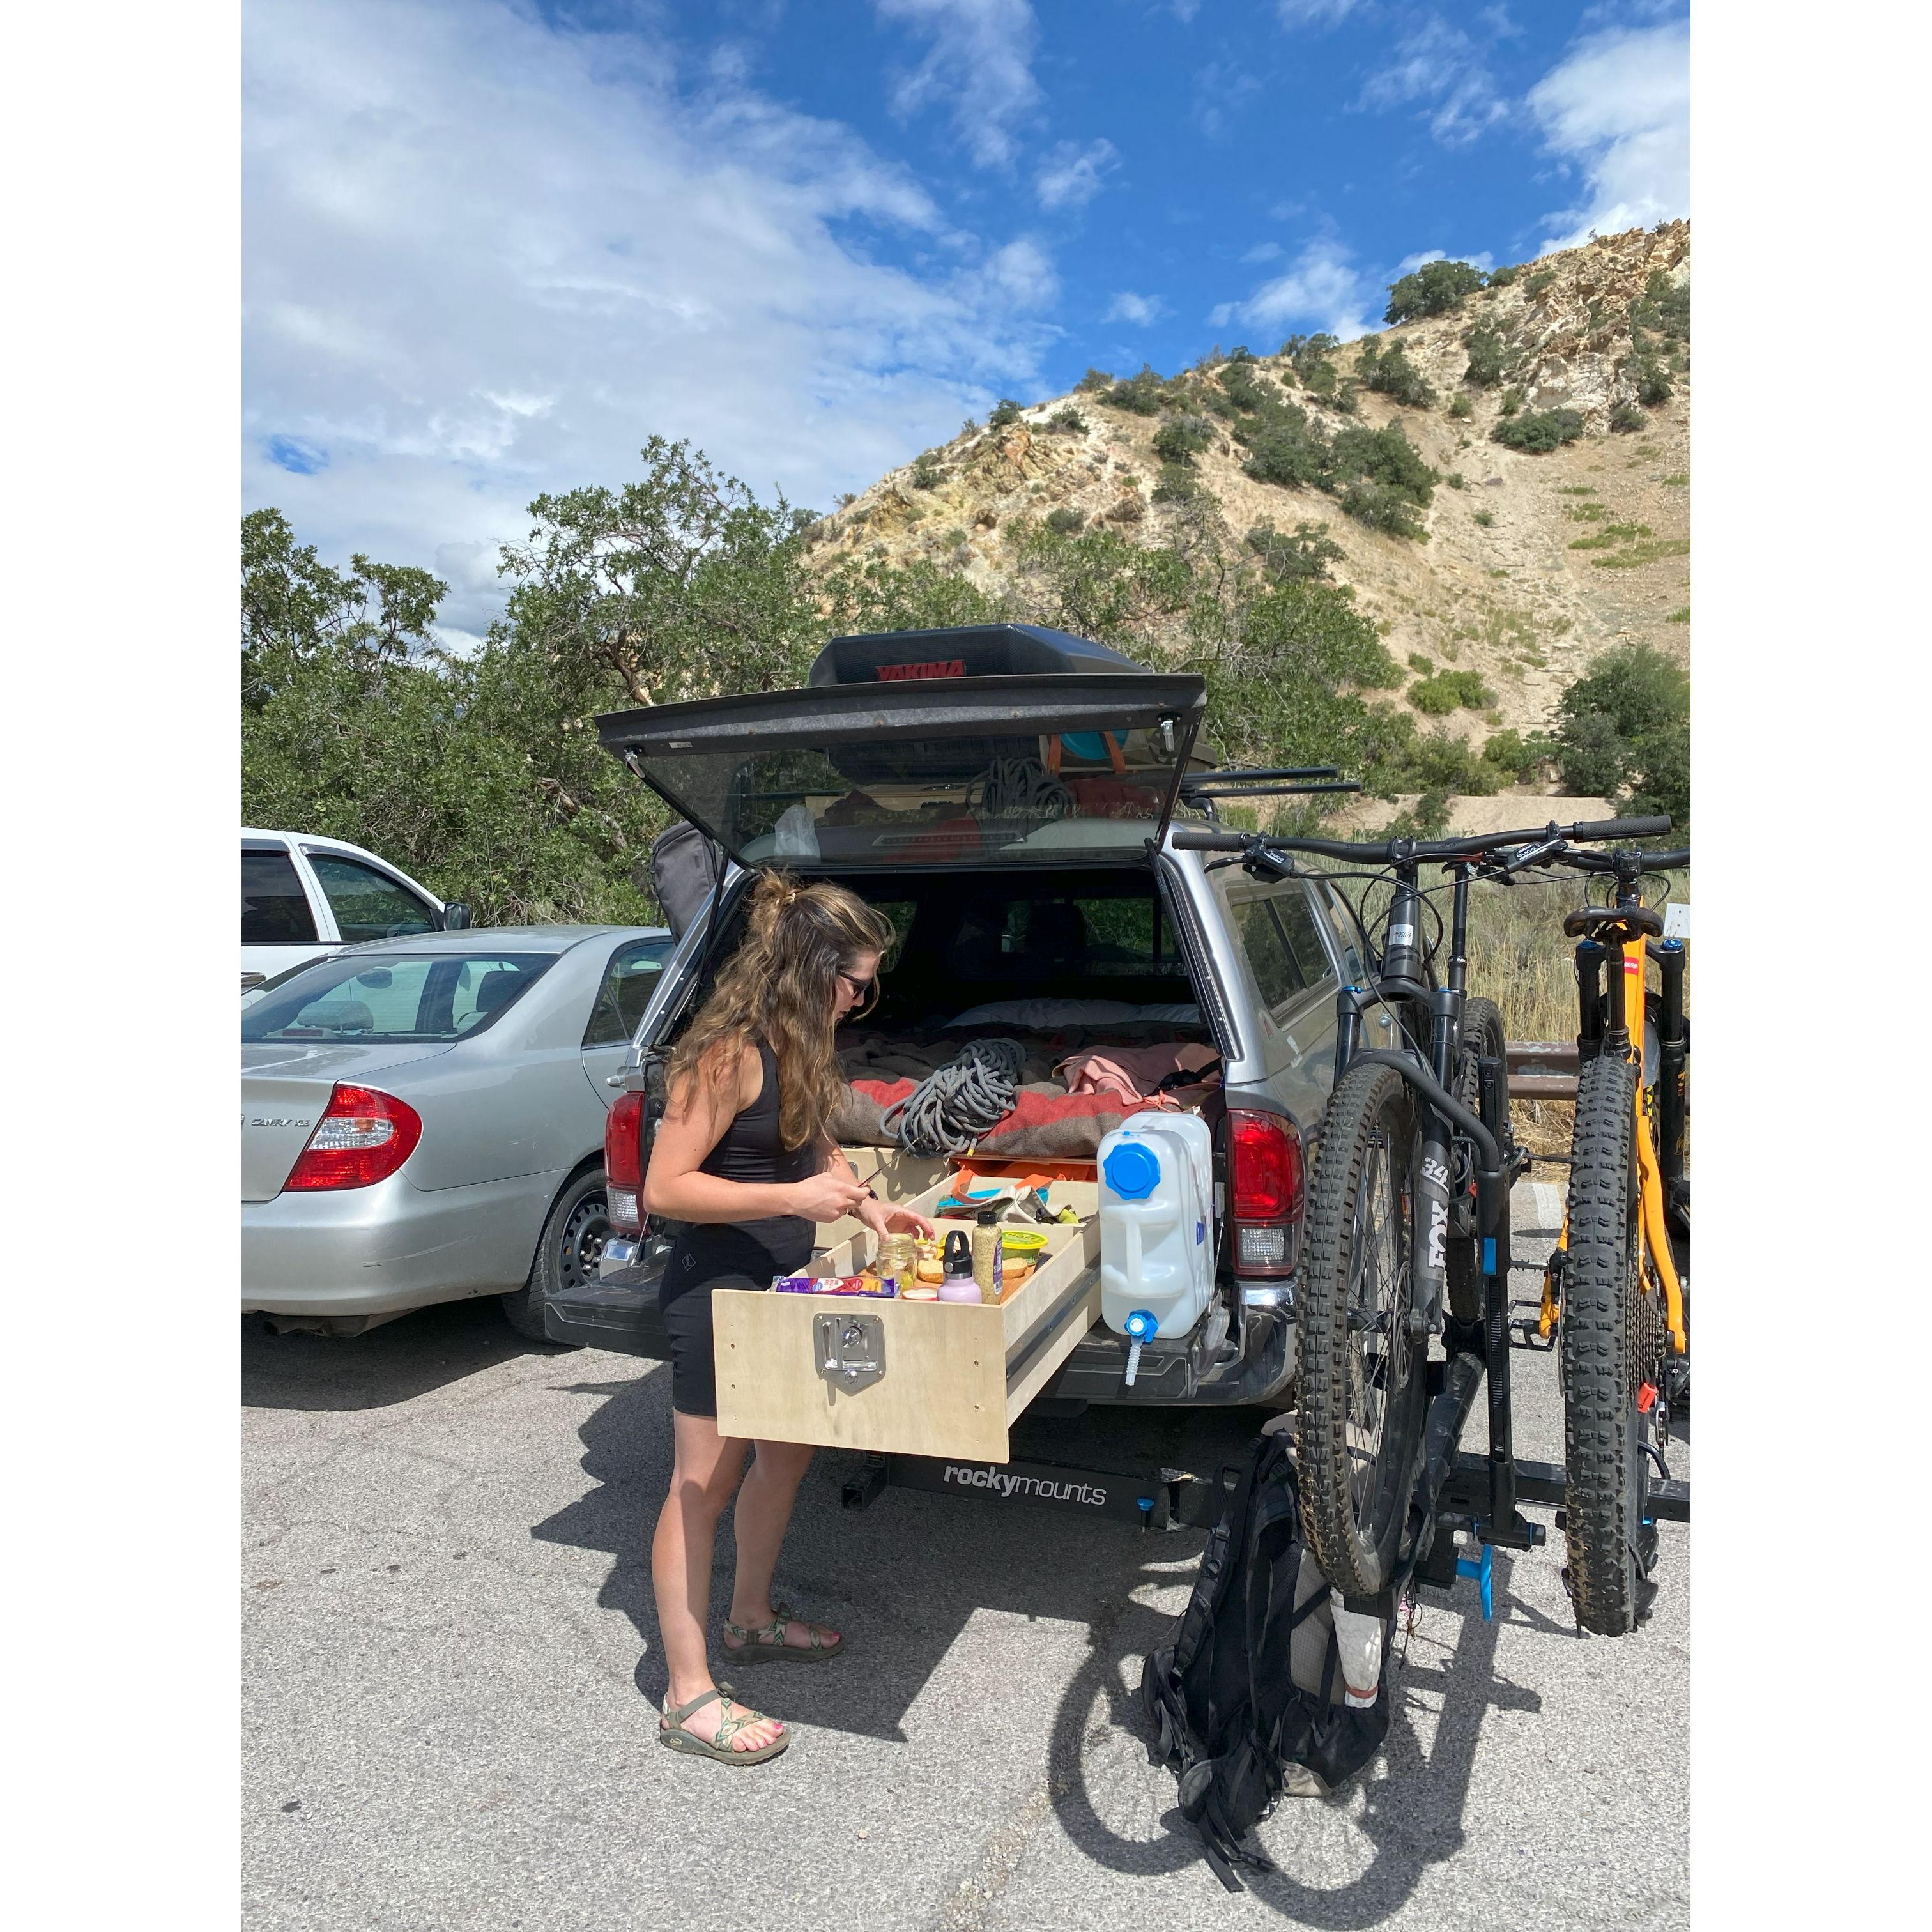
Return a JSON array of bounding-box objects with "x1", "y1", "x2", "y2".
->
[{"x1": 240, "y1": 1300, "x2": 572, "y2": 1411}]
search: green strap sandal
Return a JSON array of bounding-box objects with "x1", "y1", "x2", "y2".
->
[
  {"x1": 658, "y1": 1682, "x2": 790, "y2": 1765},
  {"x1": 721, "y1": 1598, "x2": 845, "y2": 1665}
]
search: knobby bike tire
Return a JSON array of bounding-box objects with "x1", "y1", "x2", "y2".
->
[
  {"x1": 1446, "y1": 996, "x2": 1506, "y2": 1326},
  {"x1": 1558, "y1": 1053, "x2": 1665, "y2": 1635},
  {"x1": 1298, "y1": 1061, "x2": 1430, "y2": 1597}
]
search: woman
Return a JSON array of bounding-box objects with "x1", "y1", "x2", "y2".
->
[{"x1": 642, "y1": 871, "x2": 934, "y2": 1765}]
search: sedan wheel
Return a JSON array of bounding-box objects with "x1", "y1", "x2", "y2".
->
[{"x1": 501, "y1": 1167, "x2": 606, "y2": 1342}]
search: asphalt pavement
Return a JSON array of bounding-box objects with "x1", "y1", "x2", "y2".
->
[{"x1": 242, "y1": 1213, "x2": 1689, "y2": 1932}]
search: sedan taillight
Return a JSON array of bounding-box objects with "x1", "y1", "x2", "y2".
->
[
  {"x1": 284, "y1": 1085, "x2": 423, "y2": 1192},
  {"x1": 605, "y1": 1090, "x2": 645, "y2": 1235},
  {"x1": 1227, "y1": 1109, "x2": 1303, "y2": 1278}
]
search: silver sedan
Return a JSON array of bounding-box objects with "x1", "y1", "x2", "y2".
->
[{"x1": 242, "y1": 926, "x2": 672, "y2": 1338}]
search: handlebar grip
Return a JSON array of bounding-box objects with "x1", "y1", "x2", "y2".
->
[
  {"x1": 1170, "y1": 831, "x2": 1252, "y2": 851},
  {"x1": 1571, "y1": 816, "x2": 1673, "y2": 841}
]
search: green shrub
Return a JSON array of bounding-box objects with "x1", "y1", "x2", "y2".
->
[
  {"x1": 1356, "y1": 339, "x2": 1437, "y2": 408},
  {"x1": 1487, "y1": 264, "x2": 1521, "y2": 289},
  {"x1": 1384, "y1": 259, "x2": 1486, "y2": 323},
  {"x1": 1491, "y1": 407, "x2": 1586, "y2": 453},
  {"x1": 1523, "y1": 270, "x2": 1556, "y2": 300},
  {"x1": 1608, "y1": 402, "x2": 1646, "y2": 433},
  {"x1": 1409, "y1": 668, "x2": 1494, "y2": 714},
  {"x1": 1472, "y1": 508, "x2": 1495, "y2": 528},
  {"x1": 1218, "y1": 358, "x2": 1274, "y2": 413},
  {"x1": 1246, "y1": 519, "x2": 1345, "y2": 582},
  {"x1": 1044, "y1": 506, "x2": 1085, "y2": 535},
  {"x1": 1569, "y1": 521, "x2": 1652, "y2": 551},
  {"x1": 1667, "y1": 606, "x2": 1690, "y2": 624},
  {"x1": 1551, "y1": 643, "x2": 1690, "y2": 822},
  {"x1": 1076, "y1": 368, "x2": 1114, "y2": 394},
  {"x1": 1448, "y1": 392, "x2": 1473, "y2": 419},
  {"x1": 1481, "y1": 728, "x2": 1539, "y2": 779},
  {"x1": 1407, "y1": 652, "x2": 1435, "y2": 675},
  {"x1": 1151, "y1": 463, "x2": 1200, "y2": 504},
  {"x1": 1045, "y1": 406, "x2": 1088, "y2": 434},
  {"x1": 1239, "y1": 403, "x2": 1329, "y2": 489},
  {"x1": 1628, "y1": 353, "x2": 1673, "y2": 406},
  {"x1": 1151, "y1": 415, "x2": 1216, "y2": 466},
  {"x1": 1280, "y1": 333, "x2": 1341, "y2": 402},
  {"x1": 1557, "y1": 485, "x2": 1597, "y2": 496},
  {"x1": 1462, "y1": 324, "x2": 1507, "y2": 388},
  {"x1": 910, "y1": 455, "x2": 942, "y2": 490},
  {"x1": 988, "y1": 398, "x2": 1023, "y2": 429},
  {"x1": 1102, "y1": 364, "x2": 1167, "y2": 415},
  {"x1": 1330, "y1": 422, "x2": 1438, "y2": 505},
  {"x1": 1444, "y1": 471, "x2": 1466, "y2": 489},
  {"x1": 1338, "y1": 479, "x2": 1428, "y2": 539},
  {"x1": 1630, "y1": 270, "x2": 1690, "y2": 344},
  {"x1": 1498, "y1": 387, "x2": 1524, "y2": 417}
]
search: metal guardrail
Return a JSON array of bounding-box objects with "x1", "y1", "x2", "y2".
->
[{"x1": 1506, "y1": 1041, "x2": 1579, "y2": 1100}]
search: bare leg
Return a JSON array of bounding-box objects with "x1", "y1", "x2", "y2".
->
[
  {"x1": 724, "y1": 1439, "x2": 841, "y2": 1653},
  {"x1": 650, "y1": 1410, "x2": 783, "y2": 1750}
]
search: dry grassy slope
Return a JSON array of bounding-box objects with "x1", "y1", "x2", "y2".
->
[{"x1": 807, "y1": 222, "x2": 1689, "y2": 759}]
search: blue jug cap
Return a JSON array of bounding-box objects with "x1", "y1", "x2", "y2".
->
[{"x1": 1104, "y1": 1140, "x2": 1161, "y2": 1201}]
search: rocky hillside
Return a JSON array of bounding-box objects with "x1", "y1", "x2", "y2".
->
[{"x1": 806, "y1": 222, "x2": 1689, "y2": 781}]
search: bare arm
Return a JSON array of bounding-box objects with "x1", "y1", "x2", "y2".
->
[{"x1": 643, "y1": 1045, "x2": 866, "y2": 1225}]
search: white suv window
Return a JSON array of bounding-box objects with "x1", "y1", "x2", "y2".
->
[
  {"x1": 243, "y1": 847, "x2": 318, "y2": 944},
  {"x1": 1229, "y1": 883, "x2": 1335, "y2": 1017},
  {"x1": 306, "y1": 852, "x2": 437, "y2": 944}
]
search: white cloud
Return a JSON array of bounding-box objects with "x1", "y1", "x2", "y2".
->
[
  {"x1": 1358, "y1": 13, "x2": 1507, "y2": 147},
  {"x1": 1103, "y1": 291, "x2": 1166, "y2": 327},
  {"x1": 876, "y1": 0, "x2": 1041, "y2": 170},
  {"x1": 1207, "y1": 237, "x2": 1374, "y2": 341},
  {"x1": 1276, "y1": 0, "x2": 1362, "y2": 26},
  {"x1": 245, "y1": 1, "x2": 1057, "y2": 634},
  {"x1": 1035, "y1": 137, "x2": 1119, "y2": 211},
  {"x1": 1528, "y1": 19, "x2": 1689, "y2": 250},
  {"x1": 1392, "y1": 244, "x2": 1494, "y2": 275},
  {"x1": 1242, "y1": 241, "x2": 1285, "y2": 264}
]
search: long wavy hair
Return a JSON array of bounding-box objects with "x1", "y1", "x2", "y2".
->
[{"x1": 666, "y1": 871, "x2": 896, "y2": 1151}]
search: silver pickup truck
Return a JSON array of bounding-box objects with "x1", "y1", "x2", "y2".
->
[{"x1": 546, "y1": 623, "x2": 1407, "y2": 1455}]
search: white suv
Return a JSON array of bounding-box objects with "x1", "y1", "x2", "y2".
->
[{"x1": 241, "y1": 829, "x2": 467, "y2": 989}]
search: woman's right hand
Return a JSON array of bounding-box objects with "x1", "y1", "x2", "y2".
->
[{"x1": 788, "y1": 1170, "x2": 870, "y2": 1224}]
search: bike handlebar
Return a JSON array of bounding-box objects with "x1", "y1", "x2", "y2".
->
[
  {"x1": 1538, "y1": 845, "x2": 1689, "y2": 875},
  {"x1": 1169, "y1": 814, "x2": 1673, "y2": 864}
]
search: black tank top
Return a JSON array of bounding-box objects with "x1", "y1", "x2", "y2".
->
[{"x1": 698, "y1": 1039, "x2": 817, "y2": 1187}]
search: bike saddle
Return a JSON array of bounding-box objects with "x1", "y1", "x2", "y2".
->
[{"x1": 1562, "y1": 903, "x2": 1665, "y2": 940}]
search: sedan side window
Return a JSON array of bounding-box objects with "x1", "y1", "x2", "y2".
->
[
  {"x1": 584, "y1": 939, "x2": 673, "y2": 1047},
  {"x1": 243, "y1": 847, "x2": 318, "y2": 944},
  {"x1": 307, "y1": 853, "x2": 438, "y2": 944}
]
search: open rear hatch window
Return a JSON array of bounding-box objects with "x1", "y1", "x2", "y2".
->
[{"x1": 597, "y1": 671, "x2": 1208, "y2": 870}]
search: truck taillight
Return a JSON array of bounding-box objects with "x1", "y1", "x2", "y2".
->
[
  {"x1": 284, "y1": 1085, "x2": 422, "y2": 1192},
  {"x1": 1227, "y1": 1109, "x2": 1303, "y2": 1278},
  {"x1": 606, "y1": 1090, "x2": 645, "y2": 1234}
]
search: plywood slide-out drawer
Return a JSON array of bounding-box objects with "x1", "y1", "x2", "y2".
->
[{"x1": 713, "y1": 1181, "x2": 1100, "y2": 1462}]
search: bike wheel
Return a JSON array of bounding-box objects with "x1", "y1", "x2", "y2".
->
[
  {"x1": 1446, "y1": 995, "x2": 1506, "y2": 1326},
  {"x1": 1298, "y1": 1062, "x2": 1430, "y2": 1597},
  {"x1": 1558, "y1": 1053, "x2": 1667, "y2": 1634}
]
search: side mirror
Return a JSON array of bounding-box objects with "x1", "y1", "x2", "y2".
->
[{"x1": 441, "y1": 901, "x2": 473, "y2": 931}]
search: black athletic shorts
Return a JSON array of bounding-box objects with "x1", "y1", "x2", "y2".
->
[{"x1": 659, "y1": 1218, "x2": 813, "y2": 1418}]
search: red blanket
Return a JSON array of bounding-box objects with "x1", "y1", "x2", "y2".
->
[{"x1": 840, "y1": 1077, "x2": 1169, "y2": 1160}]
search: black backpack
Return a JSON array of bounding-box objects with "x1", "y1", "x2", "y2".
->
[
  {"x1": 1140, "y1": 1430, "x2": 1395, "y2": 1891},
  {"x1": 645, "y1": 820, "x2": 723, "y2": 940}
]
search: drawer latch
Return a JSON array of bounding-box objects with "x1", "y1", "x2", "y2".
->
[{"x1": 816, "y1": 1310, "x2": 885, "y2": 1392}]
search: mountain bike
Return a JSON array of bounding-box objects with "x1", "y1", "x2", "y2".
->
[
  {"x1": 1172, "y1": 813, "x2": 1671, "y2": 1598},
  {"x1": 1514, "y1": 835, "x2": 1689, "y2": 1634}
]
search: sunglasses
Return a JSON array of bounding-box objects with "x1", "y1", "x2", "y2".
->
[{"x1": 837, "y1": 970, "x2": 876, "y2": 997}]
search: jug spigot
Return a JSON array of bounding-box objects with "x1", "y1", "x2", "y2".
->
[{"x1": 1123, "y1": 1308, "x2": 1156, "y2": 1388}]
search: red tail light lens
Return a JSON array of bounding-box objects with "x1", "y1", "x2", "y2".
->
[
  {"x1": 1227, "y1": 1109, "x2": 1303, "y2": 1278},
  {"x1": 284, "y1": 1085, "x2": 422, "y2": 1192},
  {"x1": 605, "y1": 1089, "x2": 645, "y2": 1234}
]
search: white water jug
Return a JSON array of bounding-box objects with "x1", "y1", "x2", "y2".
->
[{"x1": 1098, "y1": 1112, "x2": 1215, "y2": 1347}]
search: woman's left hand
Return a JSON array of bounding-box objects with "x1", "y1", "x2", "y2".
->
[{"x1": 857, "y1": 1196, "x2": 936, "y2": 1240}]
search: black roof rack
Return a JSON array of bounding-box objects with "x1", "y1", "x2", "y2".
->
[{"x1": 807, "y1": 623, "x2": 1149, "y2": 687}]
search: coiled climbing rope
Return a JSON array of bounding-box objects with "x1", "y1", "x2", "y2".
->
[{"x1": 880, "y1": 1037, "x2": 1029, "y2": 1156}]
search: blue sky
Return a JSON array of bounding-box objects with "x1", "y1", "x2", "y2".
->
[{"x1": 244, "y1": 0, "x2": 1689, "y2": 636}]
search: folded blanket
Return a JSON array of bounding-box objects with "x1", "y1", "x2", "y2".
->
[{"x1": 1056, "y1": 1041, "x2": 1222, "y2": 1105}]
